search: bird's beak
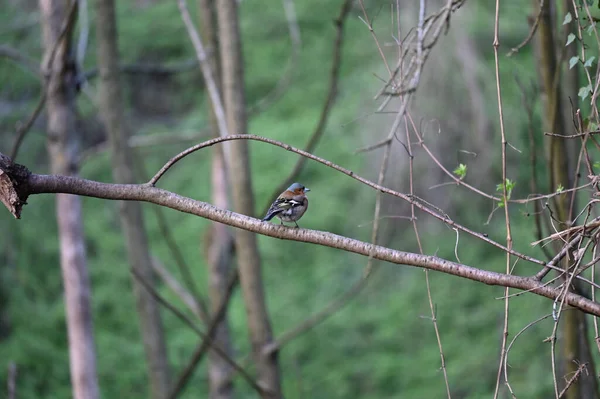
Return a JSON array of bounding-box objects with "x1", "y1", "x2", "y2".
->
[{"x1": 304, "y1": 187, "x2": 310, "y2": 192}]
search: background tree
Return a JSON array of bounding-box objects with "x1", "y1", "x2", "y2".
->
[
  {"x1": 95, "y1": 1, "x2": 171, "y2": 398},
  {"x1": 5, "y1": 1, "x2": 600, "y2": 398},
  {"x1": 198, "y1": 0, "x2": 236, "y2": 397},
  {"x1": 38, "y1": 1, "x2": 99, "y2": 398},
  {"x1": 215, "y1": 0, "x2": 282, "y2": 394}
]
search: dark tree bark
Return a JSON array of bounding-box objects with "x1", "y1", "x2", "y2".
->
[
  {"x1": 198, "y1": 0, "x2": 236, "y2": 397},
  {"x1": 39, "y1": 1, "x2": 99, "y2": 398},
  {"x1": 216, "y1": 0, "x2": 282, "y2": 395},
  {"x1": 534, "y1": 1, "x2": 594, "y2": 398},
  {"x1": 95, "y1": 1, "x2": 171, "y2": 398},
  {"x1": 562, "y1": 2, "x2": 598, "y2": 398}
]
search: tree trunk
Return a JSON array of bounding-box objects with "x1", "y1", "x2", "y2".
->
[
  {"x1": 198, "y1": 0, "x2": 236, "y2": 397},
  {"x1": 216, "y1": 0, "x2": 282, "y2": 396},
  {"x1": 535, "y1": 2, "x2": 585, "y2": 398},
  {"x1": 39, "y1": 1, "x2": 99, "y2": 398},
  {"x1": 562, "y1": 2, "x2": 598, "y2": 397},
  {"x1": 95, "y1": 1, "x2": 171, "y2": 398},
  {"x1": 205, "y1": 149, "x2": 236, "y2": 399}
]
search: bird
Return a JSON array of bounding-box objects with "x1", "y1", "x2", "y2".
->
[{"x1": 262, "y1": 182, "x2": 310, "y2": 228}]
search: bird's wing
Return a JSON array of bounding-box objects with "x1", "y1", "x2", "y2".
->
[
  {"x1": 273, "y1": 197, "x2": 302, "y2": 209},
  {"x1": 262, "y1": 197, "x2": 302, "y2": 221}
]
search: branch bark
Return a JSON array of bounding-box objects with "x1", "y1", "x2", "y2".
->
[{"x1": 2, "y1": 152, "x2": 600, "y2": 317}]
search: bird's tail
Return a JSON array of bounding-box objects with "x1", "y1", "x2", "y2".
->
[{"x1": 262, "y1": 210, "x2": 278, "y2": 221}]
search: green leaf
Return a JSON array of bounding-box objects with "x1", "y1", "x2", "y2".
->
[
  {"x1": 594, "y1": 161, "x2": 600, "y2": 170},
  {"x1": 579, "y1": 84, "x2": 592, "y2": 100},
  {"x1": 505, "y1": 179, "x2": 515, "y2": 198},
  {"x1": 453, "y1": 163, "x2": 467, "y2": 179},
  {"x1": 569, "y1": 56, "x2": 580, "y2": 69},
  {"x1": 566, "y1": 33, "x2": 576, "y2": 46},
  {"x1": 564, "y1": 12, "x2": 573, "y2": 25},
  {"x1": 584, "y1": 56, "x2": 595, "y2": 67},
  {"x1": 496, "y1": 179, "x2": 516, "y2": 205},
  {"x1": 556, "y1": 184, "x2": 564, "y2": 193}
]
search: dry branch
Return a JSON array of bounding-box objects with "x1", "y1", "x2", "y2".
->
[
  {"x1": 150, "y1": 134, "x2": 545, "y2": 267},
  {"x1": 2, "y1": 150, "x2": 600, "y2": 317}
]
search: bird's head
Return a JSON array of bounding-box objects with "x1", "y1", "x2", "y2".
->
[{"x1": 288, "y1": 182, "x2": 310, "y2": 195}]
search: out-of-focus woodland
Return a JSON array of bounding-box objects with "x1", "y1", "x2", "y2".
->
[{"x1": 3, "y1": 0, "x2": 600, "y2": 398}]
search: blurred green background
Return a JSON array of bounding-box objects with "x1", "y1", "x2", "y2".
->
[{"x1": 0, "y1": 0, "x2": 583, "y2": 398}]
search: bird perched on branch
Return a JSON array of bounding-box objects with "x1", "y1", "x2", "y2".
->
[{"x1": 262, "y1": 182, "x2": 310, "y2": 228}]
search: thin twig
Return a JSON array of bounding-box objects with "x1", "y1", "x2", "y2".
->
[
  {"x1": 492, "y1": 0, "x2": 513, "y2": 395},
  {"x1": 11, "y1": 0, "x2": 78, "y2": 163},
  {"x1": 134, "y1": 152, "x2": 209, "y2": 321},
  {"x1": 544, "y1": 130, "x2": 600, "y2": 138},
  {"x1": 405, "y1": 91, "x2": 452, "y2": 398},
  {"x1": 148, "y1": 134, "x2": 547, "y2": 268},
  {"x1": 548, "y1": 227, "x2": 591, "y2": 398},
  {"x1": 168, "y1": 271, "x2": 239, "y2": 399},
  {"x1": 558, "y1": 363, "x2": 586, "y2": 398},
  {"x1": 41, "y1": 0, "x2": 79, "y2": 76},
  {"x1": 151, "y1": 257, "x2": 204, "y2": 318},
  {"x1": 176, "y1": 0, "x2": 231, "y2": 165},
  {"x1": 507, "y1": 0, "x2": 544, "y2": 56},
  {"x1": 10, "y1": 91, "x2": 47, "y2": 161},
  {"x1": 264, "y1": 276, "x2": 371, "y2": 355},
  {"x1": 130, "y1": 267, "x2": 267, "y2": 397},
  {"x1": 248, "y1": 0, "x2": 301, "y2": 114},
  {"x1": 358, "y1": 0, "x2": 394, "y2": 79},
  {"x1": 534, "y1": 238, "x2": 581, "y2": 281},
  {"x1": 504, "y1": 313, "x2": 553, "y2": 397},
  {"x1": 262, "y1": 0, "x2": 353, "y2": 215}
]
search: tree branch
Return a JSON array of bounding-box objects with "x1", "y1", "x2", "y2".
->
[
  {"x1": 149, "y1": 134, "x2": 545, "y2": 268},
  {"x1": 2, "y1": 151, "x2": 600, "y2": 317}
]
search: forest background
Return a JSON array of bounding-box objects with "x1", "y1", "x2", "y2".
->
[{"x1": 2, "y1": 0, "x2": 599, "y2": 398}]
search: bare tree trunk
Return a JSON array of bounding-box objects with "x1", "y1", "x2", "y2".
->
[
  {"x1": 535, "y1": 2, "x2": 585, "y2": 398},
  {"x1": 39, "y1": 1, "x2": 99, "y2": 398},
  {"x1": 95, "y1": 1, "x2": 171, "y2": 398},
  {"x1": 198, "y1": 1, "x2": 236, "y2": 397},
  {"x1": 562, "y1": 2, "x2": 598, "y2": 398},
  {"x1": 205, "y1": 150, "x2": 236, "y2": 399},
  {"x1": 216, "y1": 0, "x2": 282, "y2": 396}
]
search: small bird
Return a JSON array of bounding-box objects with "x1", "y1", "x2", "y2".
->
[{"x1": 262, "y1": 182, "x2": 310, "y2": 228}]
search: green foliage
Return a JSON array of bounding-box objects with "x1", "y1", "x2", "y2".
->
[
  {"x1": 0, "y1": 1, "x2": 581, "y2": 399},
  {"x1": 453, "y1": 163, "x2": 467, "y2": 180},
  {"x1": 496, "y1": 178, "x2": 516, "y2": 207}
]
